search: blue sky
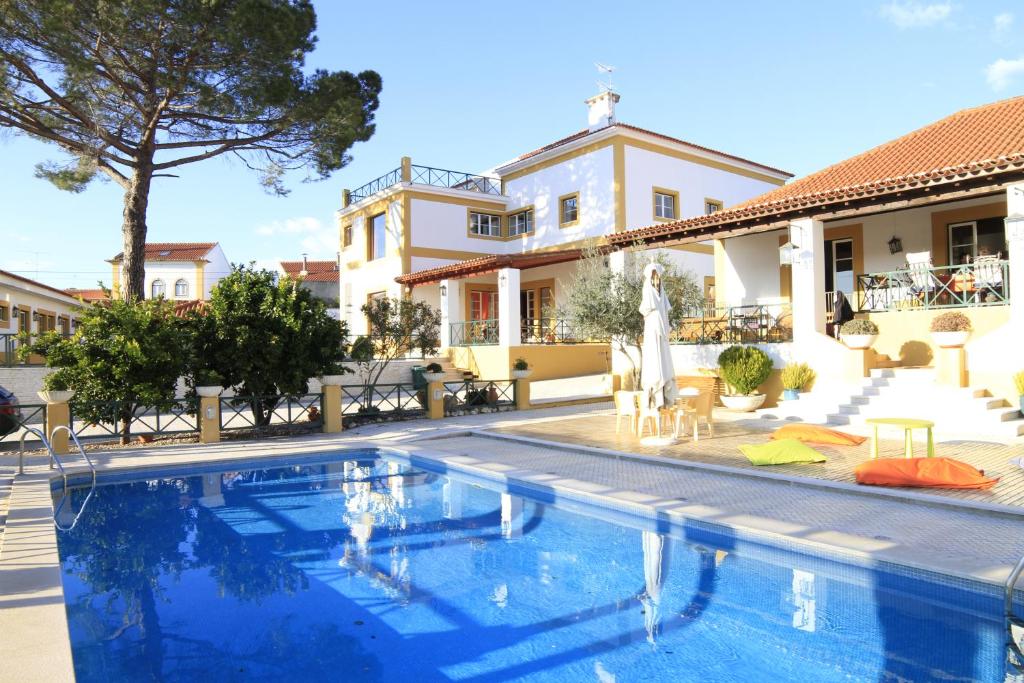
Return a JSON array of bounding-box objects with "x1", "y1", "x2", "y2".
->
[{"x1": 1, "y1": 0, "x2": 1021, "y2": 289}]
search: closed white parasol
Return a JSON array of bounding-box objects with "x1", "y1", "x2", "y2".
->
[{"x1": 639, "y1": 262, "x2": 677, "y2": 442}]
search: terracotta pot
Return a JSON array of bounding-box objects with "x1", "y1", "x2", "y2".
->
[
  {"x1": 931, "y1": 330, "x2": 971, "y2": 348},
  {"x1": 720, "y1": 394, "x2": 766, "y2": 412},
  {"x1": 842, "y1": 333, "x2": 877, "y2": 350}
]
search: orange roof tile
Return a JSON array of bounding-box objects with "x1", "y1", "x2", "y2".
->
[
  {"x1": 279, "y1": 260, "x2": 340, "y2": 283},
  {"x1": 173, "y1": 300, "x2": 209, "y2": 318},
  {"x1": 109, "y1": 242, "x2": 217, "y2": 262},
  {"x1": 0, "y1": 269, "x2": 83, "y2": 302},
  {"x1": 396, "y1": 250, "x2": 591, "y2": 287},
  {"x1": 611, "y1": 96, "x2": 1024, "y2": 247},
  {"x1": 65, "y1": 288, "x2": 110, "y2": 303}
]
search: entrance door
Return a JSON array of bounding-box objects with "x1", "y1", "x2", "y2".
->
[
  {"x1": 17, "y1": 307, "x2": 29, "y2": 333},
  {"x1": 825, "y1": 239, "x2": 854, "y2": 297},
  {"x1": 948, "y1": 222, "x2": 977, "y2": 265},
  {"x1": 469, "y1": 290, "x2": 497, "y2": 320}
]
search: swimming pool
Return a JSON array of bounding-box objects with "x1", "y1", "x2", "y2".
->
[{"x1": 54, "y1": 449, "x2": 1019, "y2": 682}]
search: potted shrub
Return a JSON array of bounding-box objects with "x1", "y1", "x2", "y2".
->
[
  {"x1": 195, "y1": 369, "x2": 224, "y2": 397},
  {"x1": 37, "y1": 373, "x2": 75, "y2": 404},
  {"x1": 840, "y1": 319, "x2": 878, "y2": 350},
  {"x1": 780, "y1": 363, "x2": 815, "y2": 401},
  {"x1": 1015, "y1": 371, "x2": 1024, "y2": 417},
  {"x1": 717, "y1": 345, "x2": 773, "y2": 411},
  {"x1": 511, "y1": 357, "x2": 532, "y2": 379},
  {"x1": 930, "y1": 311, "x2": 972, "y2": 348},
  {"x1": 423, "y1": 362, "x2": 446, "y2": 383}
]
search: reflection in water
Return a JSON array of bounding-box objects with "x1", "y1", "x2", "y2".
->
[{"x1": 55, "y1": 456, "x2": 1012, "y2": 683}]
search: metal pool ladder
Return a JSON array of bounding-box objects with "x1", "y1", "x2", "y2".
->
[{"x1": 17, "y1": 426, "x2": 97, "y2": 531}]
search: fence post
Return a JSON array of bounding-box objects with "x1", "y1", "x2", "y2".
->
[
  {"x1": 515, "y1": 379, "x2": 530, "y2": 411},
  {"x1": 198, "y1": 389, "x2": 222, "y2": 444},
  {"x1": 322, "y1": 383, "x2": 342, "y2": 433},
  {"x1": 428, "y1": 381, "x2": 445, "y2": 419},
  {"x1": 43, "y1": 396, "x2": 71, "y2": 455}
]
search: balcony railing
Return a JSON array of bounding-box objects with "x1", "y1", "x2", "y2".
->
[
  {"x1": 671, "y1": 304, "x2": 792, "y2": 345},
  {"x1": 449, "y1": 319, "x2": 499, "y2": 346},
  {"x1": 521, "y1": 318, "x2": 590, "y2": 344},
  {"x1": 857, "y1": 260, "x2": 1009, "y2": 312},
  {"x1": 349, "y1": 164, "x2": 502, "y2": 204}
]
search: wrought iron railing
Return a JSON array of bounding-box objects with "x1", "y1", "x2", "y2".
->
[
  {"x1": 441, "y1": 380, "x2": 516, "y2": 415},
  {"x1": 1, "y1": 332, "x2": 72, "y2": 367},
  {"x1": 340, "y1": 383, "x2": 426, "y2": 416},
  {"x1": 521, "y1": 318, "x2": 589, "y2": 344},
  {"x1": 70, "y1": 398, "x2": 200, "y2": 438},
  {"x1": 0, "y1": 402, "x2": 46, "y2": 447},
  {"x1": 449, "y1": 319, "x2": 499, "y2": 346},
  {"x1": 220, "y1": 393, "x2": 323, "y2": 433},
  {"x1": 857, "y1": 260, "x2": 1010, "y2": 312},
  {"x1": 349, "y1": 164, "x2": 502, "y2": 203},
  {"x1": 671, "y1": 304, "x2": 792, "y2": 345}
]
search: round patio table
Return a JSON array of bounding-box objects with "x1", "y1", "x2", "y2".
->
[{"x1": 865, "y1": 417, "x2": 935, "y2": 459}]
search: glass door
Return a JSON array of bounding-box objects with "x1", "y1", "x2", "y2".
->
[
  {"x1": 948, "y1": 221, "x2": 977, "y2": 265},
  {"x1": 827, "y1": 239, "x2": 854, "y2": 296}
]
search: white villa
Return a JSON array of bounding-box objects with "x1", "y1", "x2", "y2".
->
[
  {"x1": 337, "y1": 91, "x2": 792, "y2": 379},
  {"x1": 108, "y1": 242, "x2": 230, "y2": 301}
]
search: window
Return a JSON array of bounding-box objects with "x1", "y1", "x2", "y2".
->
[
  {"x1": 469, "y1": 290, "x2": 497, "y2": 320},
  {"x1": 369, "y1": 213, "x2": 386, "y2": 260},
  {"x1": 343, "y1": 224, "x2": 352, "y2": 248},
  {"x1": 0, "y1": 303, "x2": 8, "y2": 323},
  {"x1": 175, "y1": 279, "x2": 189, "y2": 298},
  {"x1": 508, "y1": 209, "x2": 534, "y2": 236},
  {"x1": 948, "y1": 218, "x2": 1006, "y2": 265},
  {"x1": 151, "y1": 279, "x2": 165, "y2": 298},
  {"x1": 559, "y1": 193, "x2": 579, "y2": 227},
  {"x1": 705, "y1": 199, "x2": 723, "y2": 215},
  {"x1": 653, "y1": 190, "x2": 677, "y2": 220},
  {"x1": 469, "y1": 211, "x2": 502, "y2": 237}
]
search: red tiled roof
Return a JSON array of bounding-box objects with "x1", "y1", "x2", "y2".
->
[
  {"x1": 65, "y1": 288, "x2": 110, "y2": 303},
  {"x1": 109, "y1": 242, "x2": 217, "y2": 262},
  {"x1": 0, "y1": 269, "x2": 83, "y2": 302},
  {"x1": 173, "y1": 300, "x2": 209, "y2": 318},
  {"x1": 396, "y1": 250, "x2": 592, "y2": 287},
  {"x1": 499, "y1": 122, "x2": 793, "y2": 178},
  {"x1": 280, "y1": 260, "x2": 340, "y2": 283},
  {"x1": 611, "y1": 96, "x2": 1024, "y2": 247}
]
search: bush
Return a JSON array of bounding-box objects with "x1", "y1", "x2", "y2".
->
[
  {"x1": 780, "y1": 363, "x2": 816, "y2": 391},
  {"x1": 1014, "y1": 371, "x2": 1024, "y2": 396},
  {"x1": 513, "y1": 357, "x2": 529, "y2": 371},
  {"x1": 425, "y1": 362, "x2": 443, "y2": 373},
  {"x1": 842, "y1": 319, "x2": 878, "y2": 335},
  {"x1": 930, "y1": 311, "x2": 972, "y2": 333},
  {"x1": 717, "y1": 345, "x2": 773, "y2": 396}
]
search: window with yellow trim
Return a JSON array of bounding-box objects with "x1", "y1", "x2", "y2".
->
[
  {"x1": 469, "y1": 211, "x2": 502, "y2": 237},
  {"x1": 705, "y1": 199, "x2": 723, "y2": 215},
  {"x1": 508, "y1": 209, "x2": 534, "y2": 236},
  {"x1": 342, "y1": 224, "x2": 352, "y2": 248},
  {"x1": 0, "y1": 302, "x2": 7, "y2": 324},
  {"x1": 369, "y1": 213, "x2": 386, "y2": 260},
  {"x1": 559, "y1": 193, "x2": 579, "y2": 227},
  {"x1": 654, "y1": 191, "x2": 677, "y2": 219}
]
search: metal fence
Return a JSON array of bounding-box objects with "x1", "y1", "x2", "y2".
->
[
  {"x1": 349, "y1": 164, "x2": 501, "y2": 203},
  {"x1": 441, "y1": 380, "x2": 516, "y2": 415},
  {"x1": 349, "y1": 167, "x2": 403, "y2": 203},
  {"x1": 521, "y1": 318, "x2": 591, "y2": 344},
  {"x1": 220, "y1": 393, "x2": 323, "y2": 433},
  {"x1": 449, "y1": 319, "x2": 499, "y2": 346},
  {"x1": 857, "y1": 260, "x2": 1010, "y2": 312},
  {"x1": 69, "y1": 398, "x2": 200, "y2": 439},
  {"x1": 340, "y1": 383, "x2": 426, "y2": 418},
  {"x1": 0, "y1": 402, "x2": 47, "y2": 448},
  {"x1": 671, "y1": 304, "x2": 792, "y2": 345}
]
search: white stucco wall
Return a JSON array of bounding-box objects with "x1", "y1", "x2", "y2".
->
[
  {"x1": 0, "y1": 275, "x2": 80, "y2": 335},
  {"x1": 409, "y1": 197, "x2": 507, "y2": 252},
  {"x1": 623, "y1": 145, "x2": 781, "y2": 226},
  {"x1": 203, "y1": 244, "x2": 231, "y2": 298},
  {"x1": 720, "y1": 230, "x2": 786, "y2": 306},
  {"x1": 145, "y1": 262, "x2": 200, "y2": 301}
]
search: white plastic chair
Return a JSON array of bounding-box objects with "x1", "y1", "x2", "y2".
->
[
  {"x1": 613, "y1": 390, "x2": 639, "y2": 434},
  {"x1": 905, "y1": 252, "x2": 938, "y2": 303},
  {"x1": 973, "y1": 253, "x2": 1003, "y2": 288},
  {"x1": 680, "y1": 390, "x2": 715, "y2": 442}
]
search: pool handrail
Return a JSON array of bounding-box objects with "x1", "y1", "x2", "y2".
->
[
  {"x1": 49, "y1": 425, "x2": 96, "y2": 487},
  {"x1": 1006, "y1": 554, "x2": 1024, "y2": 619}
]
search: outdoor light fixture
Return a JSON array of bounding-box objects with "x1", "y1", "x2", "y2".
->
[
  {"x1": 888, "y1": 235, "x2": 903, "y2": 255},
  {"x1": 439, "y1": 284, "x2": 447, "y2": 297},
  {"x1": 499, "y1": 272, "x2": 507, "y2": 287},
  {"x1": 778, "y1": 240, "x2": 797, "y2": 266}
]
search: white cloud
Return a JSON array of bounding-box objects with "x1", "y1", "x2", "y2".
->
[
  {"x1": 879, "y1": 1, "x2": 952, "y2": 28},
  {"x1": 994, "y1": 12, "x2": 1014, "y2": 40},
  {"x1": 255, "y1": 216, "x2": 323, "y2": 237},
  {"x1": 253, "y1": 216, "x2": 338, "y2": 259},
  {"x1": 986, "y1": 56, "x2": 1024, "y2": 91}
]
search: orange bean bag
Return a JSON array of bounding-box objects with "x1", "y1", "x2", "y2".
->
[
  {"x1": 854, "y1": 457, "x2": 998, "y2": 490},
  {"x1": 770, "y1": 424, "x2": 867, "y2": 446}
]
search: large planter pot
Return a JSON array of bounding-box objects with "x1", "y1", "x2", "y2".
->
[
  {"x1": 318, "y1": 374, "x2": 346, "y2": 386},
  {"x1": 842, "y1": 334, "x2": 877, "y2": 350},
  {"x1": 931, "y1": 330, "x2": 971, "y2": 348},
  {"x1": 511, "y1": 369, "x2": 532, "y2": 380},
  {"x1": 720, "y1": 394, "x2": 766, "y2": 412},
  {"x1": 196, "y1": 385, "x2": 222, "y2": 398},
  {"x1": 422, "y1": 372, "x2": 446, "y2": 383},
  {"x1": 782, "y1": 388, "x2": 800, "y2": 401},
  {"x1": 37, "y1": 390, "x2": 74, "y2": 404}
]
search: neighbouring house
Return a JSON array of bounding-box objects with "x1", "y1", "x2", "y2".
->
[
  {"x1": 108, "y1": 242, "x2": 230, "y2": 301},
  {"x1": 1, "y1": 270, "x2": 82, "y2": 364},
  {"x1": 605, "y1": 95, "x2": 1024, "y2": 436},
  {"x1": 279, "y1": 256, "x2": 341, "y2": 319},
  {"x1": 338, "y1": 90, "x2": 792, "y2": 379},
  {"x1": 65, "y1": 288, "x2": 110, "y2": 304}
]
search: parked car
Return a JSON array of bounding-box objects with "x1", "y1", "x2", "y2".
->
[{"x1": 0, "y1": 385, "x2": 20, "y2": 437}]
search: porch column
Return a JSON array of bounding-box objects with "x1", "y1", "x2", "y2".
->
[
  {"x1": 439, "y1": 278, "x2": 461, "y2": 348},
  {"x1": 789, "y1": 218, "x2": 826, "y2": 343},
  {"x1": 1007, "y1": 183, "x2": 1024, "y2": 329},
  {"x1": 608, "y1": 248, "x2": 627, "y2": 275},
  {"x1": 497, "y1": 267, "x2": 521, "y2": 347}
]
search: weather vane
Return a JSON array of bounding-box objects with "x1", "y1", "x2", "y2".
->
[{"x1": 595, "y1": 62, "x2": 616, "y2": 93}]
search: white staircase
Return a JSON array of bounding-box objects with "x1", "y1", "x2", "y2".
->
[{"x1": 756, "y1": 367, "x2": 1024, "y2": 441}]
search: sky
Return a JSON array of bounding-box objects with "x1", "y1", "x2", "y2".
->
[{"x1": 1, "y1": 0, "x2": 1022, "y2": 290}]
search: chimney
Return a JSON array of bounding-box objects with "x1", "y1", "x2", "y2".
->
[
  {"x1": 585, "y1": 90, "x2": 620, "y2": 132},
  {"x1": 301, "y1": 253, "x2": 308, "y2": 276}
]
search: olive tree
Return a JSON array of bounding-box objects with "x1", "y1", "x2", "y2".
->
[{"x1": 0, "y1": 0, "x2": 381, "y2": 299}]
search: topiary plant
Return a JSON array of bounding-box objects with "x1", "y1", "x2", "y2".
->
[
  {"x1": 717, "y1": 345, "x2": 773, "y2": 396},
  {"x1": 513, "y1": 357, "x2": 529, "y2": 371},
  {"x1": 425, "y1": 362, "x2": 443, "y2": 373},
  {"x1": 780, "y1": 363, "x2": 816, "y2": 391},
  {"x1": 929, "y1": 311, "x2": 972, "y2": 333},
  {"x1": 842, "y1": 319, "x2": 878, "y2": 335}
]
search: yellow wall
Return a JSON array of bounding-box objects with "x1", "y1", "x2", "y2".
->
[
  {"x1": 864, "y1": 307, "x2": 1010, "y2": 367},
  {"x1": 449, "y1": 343, "x2": 612, "y2": 380}
]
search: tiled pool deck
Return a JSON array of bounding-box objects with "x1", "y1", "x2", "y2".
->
[{"x1": 2, "y1": 402, "x2": 1024, "y2": 682}]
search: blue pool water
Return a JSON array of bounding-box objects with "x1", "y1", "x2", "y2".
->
[{"x1": 55, "y1": 450, "x2": 1018, "y2": 682}]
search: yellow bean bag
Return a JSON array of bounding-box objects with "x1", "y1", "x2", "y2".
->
[
  {"x1": 855, "y1": 457, "x2": 998, "y2": 490},
  {"x1": 739, "y1": 439, "x2": 827, "y2": 465},
  {"x1": 771, "y1": 423, "x2": 867, "y2": 446}
]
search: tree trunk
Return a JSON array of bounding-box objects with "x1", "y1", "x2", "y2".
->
[{"x1": 120, "y1": 162, "x2": 154, "y2": 301}]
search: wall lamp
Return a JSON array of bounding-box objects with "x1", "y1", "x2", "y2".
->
[
  {"x1": 888, "y1": 236, "x2": 903, "y2": 255},
  {"x1": 439, "y1": 284, "x2": 447, "y2": 297}
]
